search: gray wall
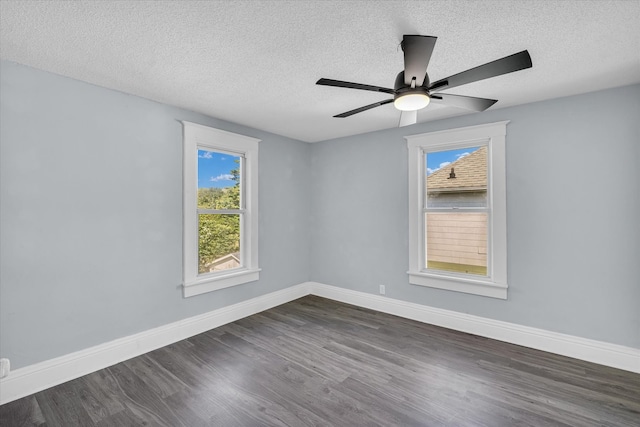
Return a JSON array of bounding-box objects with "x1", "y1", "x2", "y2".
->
[
  {"x1": 2, "y1": 59, "x2": 638, "y2": 371},
  {"x1": 309, "y1": 84, "x2": 640, "y2": 349},
  {"x1": 0, "y1": 60, "x2": 311, "y2": 369}
]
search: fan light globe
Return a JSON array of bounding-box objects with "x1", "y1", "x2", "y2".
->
[{"x1": 394, "y1": 93, "x2": 430, "y2": 111}]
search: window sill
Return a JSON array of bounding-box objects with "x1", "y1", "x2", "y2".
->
[
  {"x1": 408, "y1": 270, "x2": 507, "y2": 299},
  {"x1": 183, "y1": 268, "x2": 261, "y2": 298}
]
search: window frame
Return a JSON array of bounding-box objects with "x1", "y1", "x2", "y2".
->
[
  {"x1": 406, "y1": 121, "x2": 509, "y2": 299},
  {"x1": 182, "y1": 121, "x2": 260, "y2": 298}
]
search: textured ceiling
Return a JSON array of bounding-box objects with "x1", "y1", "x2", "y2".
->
[{"x1": 1, "y1": 1, "x2": 639, "y2": 142}]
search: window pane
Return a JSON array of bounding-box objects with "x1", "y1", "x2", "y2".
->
[
  {"x1": 425, "y1": 212, "x2": 487, "y2": 276},
  {"x1": 426, "y1": 146, "x2": 487, "y2": 208},
  {"x1": 198, "y1": 214, "x2": 241, "y2": 274},
  {"x1": 197, "y1": 150, "x2": 241, "y2": 209}
]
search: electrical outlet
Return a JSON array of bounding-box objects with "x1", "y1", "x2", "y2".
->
[
  {"x1": 379, "y1": 285, "x2": 386, "y2": 295},
  {"x1": 0, "y1": 358, "x2": 9, "y2": 379}
]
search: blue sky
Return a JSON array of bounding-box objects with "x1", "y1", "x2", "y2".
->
[
  {"x1": 199, "y1": 147, "x2": 480, "y2": 185},
  {"x1": 198, "y1": 150, "x2": 240, "y2": 189},
  {"x1": 426, "y1": 146, "x2": 479, "y2": 175}
]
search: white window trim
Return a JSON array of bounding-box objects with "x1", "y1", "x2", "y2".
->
[
  {"x1": 406, "y1": 121, "x2": 509, "y2": 299},
  {"x1": 182, "y1": 121, "x2": 260, "y2": 298}
]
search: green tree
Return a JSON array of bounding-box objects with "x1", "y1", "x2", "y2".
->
[
  {"x1": 197, "y1": 187, "x2": 223, "y2": 209},
  {"x1": 198, "y1": 214, "x2": 240, "y2": 273},
  {"x1": 197, "y1": 161, "x2": 241, "y2": 272}
]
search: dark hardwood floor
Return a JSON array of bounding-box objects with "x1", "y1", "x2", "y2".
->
[{"x1": 1, "y1": 295, "x2": 639, "y2": 426}]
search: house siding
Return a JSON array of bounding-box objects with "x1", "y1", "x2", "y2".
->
[{"x1": 426, "y1": 212, "x2": 488, "y2": 270}]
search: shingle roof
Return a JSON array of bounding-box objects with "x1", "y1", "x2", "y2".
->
[{"x1": 427, "y1": 146, "x2": 487, "y2": 191}]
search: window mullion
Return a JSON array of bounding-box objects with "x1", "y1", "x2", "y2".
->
[
  {"x1": 197, "y1": 209, "x2": 245, "y2": 215},
  {"x1": 424, "y1": 207, "x2": 489, "y2": 213}
]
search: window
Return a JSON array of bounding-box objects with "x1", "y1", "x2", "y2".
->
[
  {"x1": 406, "y1": 121, "x2": 508, "y2": 299},
  {"x1": 182, "y1": 121, "x2": 260, "y2": 297}
]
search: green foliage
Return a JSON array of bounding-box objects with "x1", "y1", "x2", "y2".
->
[
  {"x1": 197, "y1": 187, "x2": 223, "y2": 209},
  {"x1": 198, "y1": 214, "x2": 239, "y2": 273},
  {"x1": 197, "y1": 163, "x2": 241, "y2": 273},
  {"x1": 215, "y1": 184, "x2": 240, "y2": 210}
]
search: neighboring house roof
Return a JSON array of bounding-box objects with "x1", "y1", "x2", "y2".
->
[
  {"x1": 427, "y1": 146, "x2": 487, "y2": 192},
  {"x1": 207, "y1": 252, "x2": 240, "y2": 268}
]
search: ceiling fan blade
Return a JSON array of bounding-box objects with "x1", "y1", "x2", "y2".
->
[
  {"x1": 399, "y1": 110, "x2": 417, "y2": 127},
  {"x1": 429, "y1": 50, "x2": 532, "y2": 92},
  {"x1": 317, "y1": 78, "x2": 395, "y2": 94},
  {"x1": 430, "y1": 93, "x2": 498, "y2": 111},
  {"x1": 402, "y1": 35, "x2": 437, "y2": 86},
  {"x1": 333, "y1": 99, "x2": 394, "y2": 118}
]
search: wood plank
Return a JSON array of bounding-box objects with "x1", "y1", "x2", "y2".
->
[
  {"x1": 2, "y1": 296, "x2": 639, "y2": 426},
  {"x1": 0, "y1": 396, "x2": 46, "y2": 427},
  {"x1": 35, "y1": 380, "x2": 95, "y2": 427}
]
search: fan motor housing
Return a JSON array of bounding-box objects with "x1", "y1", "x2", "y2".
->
[
  {"x1": 394, "y1": 71, "x2": 430, "y2": 92},
  {"x1": 394, "y1": 71, "x2": 430, "y2": 105}
]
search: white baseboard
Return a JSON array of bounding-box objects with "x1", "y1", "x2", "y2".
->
[
  {"x1": 0, "y1": 283, "x2": 309, "y2": 405},
  {"x1": 2, "y1": 281, "x2": 638, "y2": 405},
  {"x1": 308, "y1": 282, "x2": 640, "y2": 375}
]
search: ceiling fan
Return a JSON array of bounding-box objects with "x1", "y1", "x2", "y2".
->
[{"x1": 316, "y1": 35, "x2": 532, "y2": 126}]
